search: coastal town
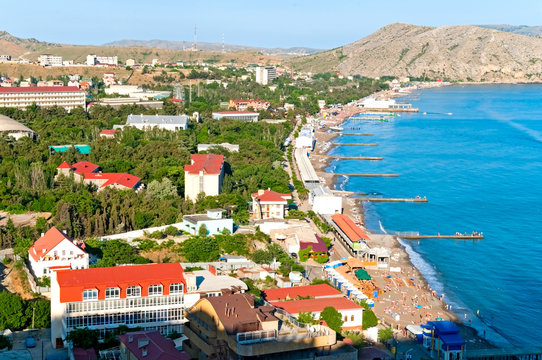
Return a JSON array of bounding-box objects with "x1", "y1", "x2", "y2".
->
[{"x1": 0, "y1": 23, "x2": 534, "y2": 360}]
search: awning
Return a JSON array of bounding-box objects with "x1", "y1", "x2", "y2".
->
[{"x1": 355, "y1": 268, "x2": 371, "y2": 280}]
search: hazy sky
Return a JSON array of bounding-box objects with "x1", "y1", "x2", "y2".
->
[{"x1": 3, "y1": 0, "x2": 542, "y2": 49}]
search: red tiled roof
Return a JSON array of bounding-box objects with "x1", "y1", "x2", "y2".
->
[
  {"x1": 71, "y1": 161, "x2": 100, "y2": 175},
  {"x1": 262, "y1": 284, "x2": 342, "y2": 302},
  {"x1": 57, "y1": 161, "x2": 72, "y2": 169},
  {"x1": 84, "y1": 172, "x2": 141, "y2": 189},
  {"x1": 73, "y1": 348, "x2": 97, "y2": 360},
  {"x1": 118, "y1": 331, "x2": 187, "y2": 360},
  {"x1": 251, "y1": 189, "x2": 292, "y2": 203},
  {"x1": 271, "y1": 296, "x2": 362, "y2": 314},
  {"x1": 331, "y1": 214, "x2": 370, "y2": 242},
  {"x1": 28, "y1": 227, "x2": 76, "y2": 262},
  {"x1": 0, "y1": 86, "x2": 83, "y2": 93},
  {"x1": 300, "y1": 234, "x2": 328, "y2": 253},
  {"x1": 99, "y1": 129, "x2": 117, "y2": 135},
  {"x1": 184, "y1": 154, "x2": 224, "y2": 175},
  {"x1": 56, "y1": 263, "x2": 186, "y2": 303}
]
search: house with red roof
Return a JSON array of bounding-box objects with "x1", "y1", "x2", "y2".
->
[
  {"x1": 0, "y1": 86, "x2": 85, "y2": 110},
  {"x1": 184, "y1": 154, "x2": 224, "y2": 201},
  {"x1": 99, "y1": 129, "x2": 118, "y2": 138},
  {"x1": 331, "y1": 214, "x2": 371, "y2": 256},
  {"x1": 119, "y1": 331, "x2": 190, "y2": 360},
  {"x1": 251, "y1": 188, "x2": 292, "y2": 220},
  {"x1": 28, "y1": 226, "x2": 89, "y2": 278},
  {"x1": 56, "y1": 161, "x2": 143, "y2": 192},
  {"x1": 270, "y1": 296, "x2": 364, "y2": 330},
  {"x1": 262, "y1": 284, "x2": 343, "y2": 302}
]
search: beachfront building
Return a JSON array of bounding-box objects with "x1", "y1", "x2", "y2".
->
[
  {"x1": 212, "y1": 111, "x2": 259, "y2": 122},
  {"x1": 251, "y1": 189, "x2": 292, "y2": 220},
  {"x1": 56, "y1": 161, "x2": 143, "y2": 192},
  {"x1": 125, "y1": 114, "x2": 189, "y2": 131},
  {"x1": 255, "y1": 66, "x2": 277, "y2": 85},
  {"x1": 197, "y1": 143, "x2": 239, "y2": 153},
  {"x1": 294, "y1": 148, "x2": 320, "y2": 187},
  {"x1": 422, "y1": 321, "x2": 465, "y2": 360},
  {"x1": 180, "y1": 209, "x2": 234, "y2": 236},
  {"x1": 358, "y1": 97, "x2": 416, "y2": 112},
  {"x1": 228, "y1": 98, "x2": 270, "y2": 111},
  {"x1": 28, "y1": 227, "x2": 89, "y2": 277},
  {"x1": 310, "y1": 185, "x2": 343, "y2": 215},
  {"x1": 330, "y1": 214, "x2": 370, "y2": 257},
  {"x1": 0, "y1": 86, "x2": 85, "y2": 111},
  {"x1": 295, "y1": 128, "x2": 315, "y2": 150},
  {"x1": 0, "y1": 114, "x2": 37, "y2": 140},
  {"x1": 262, "y1": 284, "x2": 343, "y2": 302},
  {"x1": 184, "y1": 154, "x2": 225, "y2": 201},
  {"x1": 183, "y1": 293, "x2": 342, "y2": 359}
]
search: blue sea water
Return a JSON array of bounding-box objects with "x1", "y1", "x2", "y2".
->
[{"x1": 328, "y1": 85, "x2": 542, "y2": 346}]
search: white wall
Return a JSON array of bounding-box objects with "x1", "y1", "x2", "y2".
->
[
  {"x1": 313, "y1": 195, "x2": 342, "y2": 215},
  {"x1": 29, "y1": 239, "x2": 89, "y2": 277},
  {"x1": 291, "y1": 307, "x2": 363, "y2": 329}
]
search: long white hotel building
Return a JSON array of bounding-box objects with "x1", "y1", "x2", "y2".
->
[
  {"x1": 0, "y1": 86, "x2": 85, "y2": 111},
  {"x1": 50, "y1": 263, "x2": 247, "y2": 348}
]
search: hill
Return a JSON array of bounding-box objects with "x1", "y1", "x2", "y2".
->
[
  {"x1": 104, "y1": 39, "x2": 321, "y2": 56},
  {"x1": 0, "y1": 30, "x2": 60, "y2": 57},
  {"x1": 478, "y1": 25, "x2": 542, "y2": 37},
  {"x1": 288, "y1": 23, "x2": 542, "y2": 82}
]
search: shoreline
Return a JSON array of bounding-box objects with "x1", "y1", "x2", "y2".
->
[{"x1": 308, "y1": 92, "x2": 494, "y2": 348}]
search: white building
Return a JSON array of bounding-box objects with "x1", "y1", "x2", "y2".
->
[
  {"x1": 38, "y1": 54, "x2": 63, "y2": 66},
  {"x1": 0, "y1": 86, "x2": 85, "y2": 111},
  {"x1": 103, "y1": 73, "x2": 116, "y2": 86},
  {"x1": 126, "y1": 59, "x2": 136, "y2": 67},
  {"x1": 309, "y1": 185, "x2": 342, "y2": 215},
  {"x1": 184, "y1": 154, "x2": 224, "y2": 202},
  {"x1": 295, "y1": 128, "x2": 315, "y2": 149},
  {"x1": 87, "y1": 54, "x2": 118, "y2": 66},
  {"x1": 0, "y1": 55, "x2": 11, "y2": 63},
  {"x1": 50, "y1": 263, "x2": 246, "y2": 348},
  {"x1": 125, "y1": 114, "x2": 189, "y2": 131},
  {"x1": 0, "y1": 114, "x2": 37, "y2": 140},
  {"x1": 28, "y1": 227, "x2": 88, "y2": 278},
  {"x1": 359, "y1": 97, "x2": 413, "y2": 111},
  {"x1": 251, "y1": 189, "x2": 292, "y2": 220},
  {"x1": 255, "y1": 66, "x2": 277, "y2": 85},
  {"x1": 181, "y1": 209, "x2": 234, "y2": 236},
  {"x1": 212, "y1": 111, "x2": 259, "y2": 122}
]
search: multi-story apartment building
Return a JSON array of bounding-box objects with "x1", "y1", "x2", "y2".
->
[
  {"x1": 87, "y1": 54, "x2": 118, "y2": 66},
  {"x1": 38, "y1": 54, "x2": 63, "y2": 66},
  {"x1": 255, "y1": 66, "x2": 277, "y2": 85},
  {"x1": 0, "y1": 86, "x2": 85, "y2": 111},
  {"x1": 251, "y1": 189, "x2": 292, "y2": 220},
  {"x1": 50, "y1": 263, "x2": 247, "y2": 349},
  {"x1": 51, "y1": 263, "x2": 187, "y2": 348},
  {"x1": 228, "y1": 98, "x2": 270, "y2": 111},
  {"x1": 183, "y1": 293, "x2": 344, "y2": 359},
  {"x1": 184, "y1": 154, "x2": 224, "y2": 201},
  {"x1": 28, "y1": 227, "x2": 89, "y2": 277}
]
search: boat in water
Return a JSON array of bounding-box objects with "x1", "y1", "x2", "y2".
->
[{"x1": 329, "y1": 126, "x2": 344, "y2": 132}]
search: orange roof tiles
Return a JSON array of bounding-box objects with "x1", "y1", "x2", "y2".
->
[
  {"x1": 262, "y1": 284, "x2": 343, "y2": 302},
  {"x1": 251, "y1": 189, "x2": 292, "y2": 203},
  {"x1": 28, "y1": 227, "x2": 76, "y2": 262},
  {"x1": 331, "y1": 214, "x2": 370, "y2": 242},
  {"x1": 56, "y1": 263, "x2": 186, "y2": 303},
  {"x1": 71, "y1": 161, "x2": 100, "y2": 175},
  {"x1": 184, "y1": 154, "x2": 224, "y2": 175},
  {"x1": 57, "y1": 161, "x2": 72, "y2": 169},
  {"x1": 270, "y1": 297, "x2": 362, "y2": 314}
]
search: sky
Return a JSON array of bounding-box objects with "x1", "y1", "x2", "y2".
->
[{"x1": 2, "y1": 0, "x2": 542, "y2": 49}]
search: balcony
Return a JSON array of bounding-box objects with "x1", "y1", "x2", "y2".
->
[
  {"x1": 184, "y1": 312, "x2": 217, "y2": 338},
  {"x1": 182, "y1": 324, "x2": 214, "y2": 356}
]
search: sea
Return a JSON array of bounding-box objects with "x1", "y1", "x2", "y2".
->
[{"x1": 328, "y1": 84, "x2": 542, "y2": 346}]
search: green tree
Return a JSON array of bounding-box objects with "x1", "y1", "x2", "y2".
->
[
  {"x1": 65, "y1": 327, "x2": 99, "y2": 349},
  {"x1": 25, "y1": 299, "x2": 51, "y2": 328},
  {"x1": 319, "y1": 306, "x2": 344, "y2": 334},
  {"x1": 378, "y1": 327, "x2": 394, "y2": 343},
  {"x1": 198, "y1": 224, "x2": 208, "y2": 237},
  {"x1": 297, "y1": 311, "x2": 318, "y2": 325},
  {"x1": 0, "y1": 291, "x2": 29, "y2": 330},
  {"x1": 362, "y1": 307, "x2": 378, "y2": 329}
]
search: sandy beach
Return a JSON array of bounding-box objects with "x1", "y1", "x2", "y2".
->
[{"x1": 308, "y1": 100, "x2": 492, "y2": 347}]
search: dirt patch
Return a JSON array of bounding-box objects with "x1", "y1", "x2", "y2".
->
[
  {"x1": 2, "y1": 262, "x2": 35, "y2": 300},
  {"x1": 0, "y1": 211, "x2": 51, "y2": 227}
]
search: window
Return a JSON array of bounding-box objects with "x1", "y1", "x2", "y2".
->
[
  {"x1": 105, "y1": 287, "x2": 120, "y2": 299},
  {"x1": 148, "y1": 284, "x2": 163, "y2": 296},
  {"x1": 83, "y1": 289, "x2": 98, "y2": 301},
  {"x1": 351, "y1": 315, "x2": 354, "y2": 321},
  {"x1": 344, "y1": 315, "x2": 347, "y2": 322},
  {"x1": 127, "y1": 286, "x2": 141, "y2": 298},
  {"x1": 169, "y1": 283, "x2": 183, "y2": 295}
]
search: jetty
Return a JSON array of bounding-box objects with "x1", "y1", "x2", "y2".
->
[
  {"x1": 316, "y1": 155, "x2": 383, "y2": 161},
  {"x1": 357, "y1": 197, "x2": 427, "y2": 202},
  {"x1": 331, "y1": 143, "x2": 378, "y2": 147},
  {"x1": 399, "y1": 234, "x2": 483, "y2": 240},
  {"x1": 333, "y1": 173, "x2": 398, "y2": 177},
  {"x1": 331, "y1": 190, "x2": 367, "y2": 196},
  {"x1": 340, "y1": 133, "x2": 373, "y2": 136}
]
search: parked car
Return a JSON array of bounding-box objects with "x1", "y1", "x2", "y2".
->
[{"x1": 290, "y1": 252, "x2": 298, "y2": 258}]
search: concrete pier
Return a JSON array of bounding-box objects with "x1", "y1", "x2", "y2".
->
[
  {"x1": 400, "y1": 234, "x2": 483, "y2": 240},
  {"x1": 333, "y1": 173, "x2": 398, "y2": 177},
  {"x1": 357, "y1": 197, "x2": 427, "y2": 202},
  {"x1": 340, "y1": 133, "x2": 373, "y2": 136},
  {"x1": 331, "y1": 143, "x2": 378, "y2": 146},
  {"x1": 320, "y1": 155, "x2": 383, "y2": 160}
]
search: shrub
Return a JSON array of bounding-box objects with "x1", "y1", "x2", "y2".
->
[
  {"x1": 164, "y1": 226, "x2": 180, "y2": 236},
  {"x1": 149, "y1": 230, "x2": 165, "y2": 239},
  {"x1": 378, "y1": 327, "x2": 394, "y2": 343}
]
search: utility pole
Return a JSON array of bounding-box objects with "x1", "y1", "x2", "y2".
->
[
  {"x1": 189, "y1": 80, "x2": 192, "y2": 103},
  {"x1": 193, "y1": 24, "x2": 197, "y2": 51},
  {"x1": 222, "y1": 33, "x2": 225, "y2": 53},
  {"x1": 197, "y1": 82, "x2": 200, "y2": 98}
]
